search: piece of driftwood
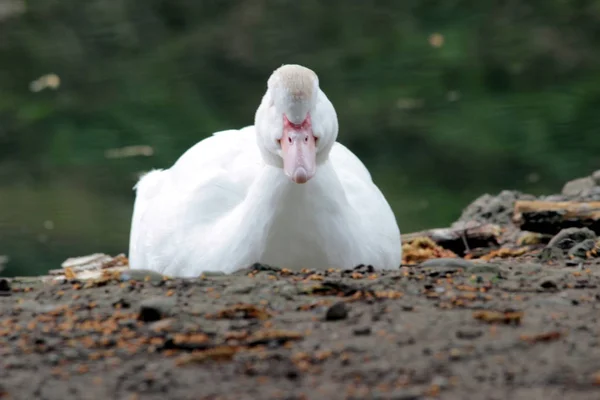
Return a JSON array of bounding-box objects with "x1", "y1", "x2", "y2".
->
[
  {"x1": 401, "y1": 223, "x2": 501, "y2": 255},
  {"x1": 513, "y1": 200, "x2": 600, "y2": 235}
]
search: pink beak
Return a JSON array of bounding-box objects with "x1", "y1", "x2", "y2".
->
[{"x1": 281, "y1": 114, "x2": 317, "y2": 184}]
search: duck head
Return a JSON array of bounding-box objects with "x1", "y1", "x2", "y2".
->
[{"x1": 255, "y1": 64, "x2": 339, "y2": 184}]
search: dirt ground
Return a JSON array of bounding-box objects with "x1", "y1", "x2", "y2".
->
[
  {"x1": 2, "y1": 257, "x2": 600, "y2": 400},
  {"x1": 2, "y1": 174, "x2": 600, "y2": 400}
]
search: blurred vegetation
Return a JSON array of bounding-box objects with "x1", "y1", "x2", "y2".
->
[{"x1": 1, "y1": 0, "x2": 599, "y2": 276}]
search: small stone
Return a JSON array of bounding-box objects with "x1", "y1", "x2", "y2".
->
[
  {"x1": 449, "y1": 348, "x2": 463, "y2": 360},
  {"x1": 531, "y1": 296, "x2": 572, "y2": 307},
  {"x1": 0, "y1": 279, "x2": 11, "y2": 296},
  {"x1": 249, "y1": 263, "x2": 281, "y2": 273},
  {"x1": 456, "y1": 329, "x2": 483, "y2": 340},
  {"x1": 498, "y1": 280, "x2": 521, "y2": 291},
  {"x1": 353, "y1": 326, "x2": 371, "y2": 336},
  {"x1": 63, "y1": 348, "x2": 80, "y2": 360},
  {"x1": 223, "y1": 282, "x2": 254, "y2": 295},
  {"x1": 15, "y1": 301, "x2": 61, "y2": 314},
  {"x1": 0, "y1": 278, "x2": 11, "y2": 292},
  {"x1": 325, "y1": 302, "x2": 348, "y2": 321},
  {"x1": 121, "y1": 269, "x2": 165, "y2": 283},
  {"x1": 118, "y1": 319, "x2": 137, "y2": 329},
  {"x1": 147, "y1": 318, "x2": 176, "y2": 331},
  {"x1": 592, "y1": 170, "x2": 600, "y2": 184},
  {"x1": 46, "y1": 353, "x2": 61, "y2": 365},
  {"x1": 420, "y1": 258, "x2": 474, "y2": 270},
  {"x1": 566, "y1": 259, "x2": 583, "y2": 267},
  {"x1": 382, "y1": 388, "x2": 423, "y2": 400},
  {"x1": 539, "y1": 247, "x2": 564, "y2": 262},
  {"x1": 562, "y1": 177, "x2": 596, "y2": 196},
  {"x1": 568, "y1": 239, "x2": 597, "y2": 259},
  {"x1": 278, "y1": 284, "x2": 298, "y2": 299},
  {"x1": 548, "y1": 228, "x2": 596, "y2": 250},
  {"x1": 538, "y1": 277, "x2": 560, "y2": 291},
  {"x1": 112, "y1": 298, "x2": 131, "y2": 309},
  {"x1": 138, "y1": 297, "x2": 176, "y2": 322},
  {"x1": 431, "y1": 375, "x2": 449, "y2": 389},
  {"x1": 465, "y1": 263, "x2": 501, "y2": 274}
]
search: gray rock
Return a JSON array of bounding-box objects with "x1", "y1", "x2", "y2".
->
[
  {"x1": 420, "y1": 258, "x2": 474, "y2": 270},
  {"x1": 377, "y1": 388, "x2": 423, "y2": 400},
  {"x1": 325, "y1": 302, "x2": 349, "y2": 321},
  {"x1": 547, "y1": 227, "x2": 596, "y2": 250},
  {"x1": 537, "y1": 275, "x2": 562, "y2": 291},
  {"x1": 14, "y1": 300, "x2": 62, "y2": 314},
  {"x1": 466, "y1": 263, "x2": 501, "y2": 274},
  {"x1": 562, "y1": 177, "x2": 596, "y2": 196},
  {"x1": 46, "y1": 353, "x2": 61, "y2": 365},
  {"x1": 431, "y1": 375, "x2": 450, "y2": 389},
  {"x1": 568, "y1": 239, "x2": 597, "y2": 259},
  {"x1": 498, "y1": 280, "x2": 521, "y2": 291},
  {"x1": 593, "y1": 170, "x2": 600, "y2": 184},
  {"x1": 353, "y1": 326, "x2": 372, "y2": 336},
  {"x1": 278, "y1": 284, "x2": 298, "y2": 299},
  {"x1": 223, "y1": 279, "x2": 255, "y2": 295},
  {"x1": 0, "y1": 278, "x2": 11, "y2": 294},
  {"x1": 456, "y1": 329, "x2": 483, "y2": 340},
  {"x1": 138, "y1": 296, "x2": 176, "y2": 322},
  {"x1": 531, "y1": 296, "x2": 572, "y2": 307},
  {"x1": 539, "y1": 246, "x2": 565, "y2": 262},
  {"x1": 121, "y1": 269, "x2": 165, "y2": 283}
]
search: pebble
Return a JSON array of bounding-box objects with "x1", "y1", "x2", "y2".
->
[
  {"x1": 498, "y1": 280, "x2": 521, "y2": 291},
  {"x1": 538, "y1": 276, "x2": 561, "y2": 291},
  {"x1": 568, "y1": 239, "x2": 597, "y2": 259},
  {"x1": 46, "y1": 353, "x2": 61, "y2": 365},
  {"x1": 431, "y1": 375, "x2": 450, "y2": 389},
  {"x1": 277, "y1": 284, "x2": 298, "y2": 299},
  {"x1": 14, "y1": 301, "x2": 62, "y2": 314},
  {"x1": 539, "y1": 246, "x2": 564, "y2": 262},
  {"x1": 469, "y1": 264, "x2": 501, "y2": 274},
  {"x1": 325, "y1": 302, "x2": 349, "y2": 321},
  {"x1": 138, "y1": 297, "x2": 177, "y2": 322},
  {"x1": 420, "y1": 258, "x2": 474, "y2": 270},
  {"x1": 377, "y1": 388, "x2": 423, "y2": 400},
  {"x1": 531, "y1": 296, "x2": 572, "y2": 307},
  {"x1": 121, "y1": 269, "x2": 165, "y2": 283},
  {"x1": 353, "y1": 326, "x2": 372, "y2": 336},
  {"x1": 0, "y1": 278, "x2": 11, "y2": 292},
  {"x1": 456, "y1": 329, "x2": 483, "y2": 340},
  {"x1": 223, "y1": 280, "x2": 255, "y2": 295},
  {"x1": 548, "y1": 228, "x2": 596, "y2": 250},
  {"x1": 63, "y1": 348, "x2": 80, "y2": 360},
  {"x1": 0, "y1": 278, "x2": 11, "y2": 296}
]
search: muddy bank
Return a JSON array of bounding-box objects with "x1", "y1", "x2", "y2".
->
[
  {"x1": 2, "y1": 260, "x2": 600, "y2": 399},
  {"x1": 2, "y1": 172, "x2": 600, "y2": 399}
]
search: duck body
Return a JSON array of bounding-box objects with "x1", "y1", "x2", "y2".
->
[{"x1": 128, "y1": 65, "x2": 401, "y2": 277}]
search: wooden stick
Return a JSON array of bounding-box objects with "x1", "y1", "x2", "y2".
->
[
  {"x1": 401, "y1": 223, "x2": 501, "y2": 255},
  {"x1": 513, "y1": 200, "x2": 600, "y2": 234}
]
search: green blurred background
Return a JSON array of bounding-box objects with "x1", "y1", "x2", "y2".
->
[{"x1": 1, "y1": 0, "x2": 599, "y2": 276}]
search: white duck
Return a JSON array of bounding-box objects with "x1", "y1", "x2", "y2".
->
[{"x1": 128, "y1": 64, "x2": 401, "y2": 277}]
